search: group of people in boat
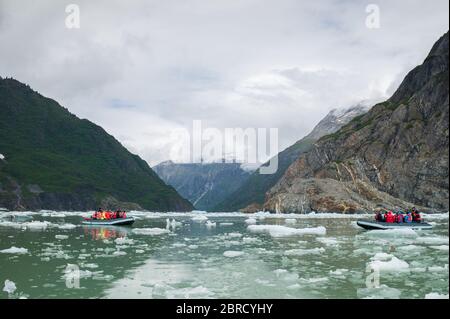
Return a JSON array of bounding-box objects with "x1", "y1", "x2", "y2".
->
[
  {"x1": 92, "y1": 208, "x2": 127, "y2": 220},
  {"x1": 374, "y1": 207, "x2": 422, "y2": 223}
]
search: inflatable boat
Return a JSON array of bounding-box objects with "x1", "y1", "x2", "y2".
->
[
  {"x1": 357, "y1": 220, "x2": 433, "y2": 230},
  {"x1": 81, "y1": 217, "x2": 135, "y2": 226}
]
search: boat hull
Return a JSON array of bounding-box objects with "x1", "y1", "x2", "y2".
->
[
  {"x1": 82, "y1": 217, "x2": 135, "y2": 226},
  {"x1": 357, "y1": 220, "x2": 433, "y2": 230}
]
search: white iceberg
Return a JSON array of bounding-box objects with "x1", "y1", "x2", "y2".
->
[
  {"x1": 247, "y1": 225, "x2": 326, "y2": 238},
  {"x1": 0, "y1": 246, "x2": 28, "y2": 254},
  {"x1": 132, "y1": 228, "x2": 170, "y2": 236},
  {"x1": 3, "y1": 280, "x2": 16, "y2": 294},
  {"x1": 223, "y1": 251, "x2": 244, "y2": 258}
]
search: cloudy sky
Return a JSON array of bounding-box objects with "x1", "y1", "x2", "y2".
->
[{"x1": 0, "y1": 0, "x2": 448, "y2": 166}]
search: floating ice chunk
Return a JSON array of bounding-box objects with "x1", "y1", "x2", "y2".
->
[
  {"x1": 284, "y1": 247, "x2": 325, "y2": 256},
  {"x1": 0, "y1": 246, "x2": 28, "y2": 254},
  {"x1": 357, "y1": 285, "x2": 401, "y2": 299},
  {"x1": 191, "y1": 215, "x2": 208, "y2": 222},
  {"x1": 416, "y1": 236, "x2": 449, "y2": 245},
  {"x1": 227, "y1": 232, "x2": 243, "y2": 238},
  {"x1": 247, "y1": 225, "x2": 326, "y2": 238},
  {"x1": 317, "y1": 237, "x2": 339, "y2": 246},
  {"x1": 114, "y1": 237, "x2": 134, "y2": 245},
  {"x1": 369, "y1": 255, "x2": 409, "y2": 272},
  {"x1": 188, "y1": 245, "x2": 198, "y2": 250},
  {"x1": 429, "y1": 245, "x2": 449, "y2": 251},
  {"x1": 245, "y1": 218, "x2": 257, "y2": 225},
  {"x1": 0, "y1": 153, "x2": 5, "y2": 160},
  {"x1": 371, "y1": 252, "x2": 394, "y2": 261},
  {"x1": 205, "y1": 221, "x2": 216, "y2": 228},
  {"x1": 132, "y1": 228, "x2": 170, "y2": 236},
  {"x1": 112, "y1": 251, "x2": 127, "y2": 256},
  {"x1": 55, "y1": 235, "x2": 69, "y2": 240},
  {"x1": 219, "y1": 222, "x2": 234, "y2": 226},
  {"x1": 366, "y1": 228, "x2": 418, "y2": 238},
  {"x1": 273, "y1": 269, "x2": 288, "y2": 276},
  {"x1": 3, "y1": 280, "x2": 16, "y2": 294},
  {"x1": 397, "y1": 245, "x2": 426, "y2": 252},
  {"x1": 428, "y1": 265, "x2": 448, "y2": 272},
  {"x1": 223, "y1": 251, "x2": 244, "y2": 258},
  {"x1": 136, "y1": 249, "x2": 145, "y2": 254},
  {"x1": 166, "y1": 218, "x2": 182, "y2": 230},
  {"x1": 56, "y1": 223, "x2": 77, "y2": 230},
  {"x1": 285, "y1": 219, "x2": 297, "y2": 225},
  {"x1": 425, "y1": 292, "x2": 449, "y2": 299},
  {"x1": 24, "y1": 221, "x2": 51, "y2": 230}
]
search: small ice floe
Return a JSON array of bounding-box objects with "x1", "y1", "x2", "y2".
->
[
  {"x1": 3, "y1": 280, "x2": 16, "y2": 295},
  {"x1": 0, "y1": 246, "x2": 28, "y2": 254},
  {"x1": 317, "y1": 237, "x2": 339, "y2": 246},
  {"x1": 219, "y1": 222, "x2": 234, "y2": 226},
  {"x1": 415, "y1": 236, "x2": 449, "y2": 245},
  {"x1": 369, "y1": 253, "x2": 409, "y2": 272},
  {"x1": 0, "y1": 153, "x2": 5, "y2": 161},
  {"x1": 247, "y1": 225, "x2": 326, "y2": 238},
  {"x1": 428, "y1": 245, "x2": 449, "y2": 251},
  {"x1": 245, "y1": 218, "x2": 257, "y2": 225},
  {"x1": 366, "y1": 228, "x2": 418, "y2": 238},
  {"x1": 191, "y1": 215, "x2": 208, "y2": 222},
  {"x1": 56, "y1": 223, "x2": 77, "y2": 230},
  {"x1": 205, "y1": 220, "x2": 217, "y2": 229},
  {"x1": 284, "y1": 247, "x2": 325, "y2": 256},
  {"x1": 242, "y1": 237, "x2": 260, "y2": 244},
  {"x1": 112, "y1": 250, "x2": 127, "y2": 256},
  {"x1": 357, "y1": 285, "x2": 401, "y2": 299},
  {"x1": 132, "y1": 228, "x2": 170, "y2": 236},
  {"x1": 166, "y1": 218, "x2": 182, "y2": 230},
  {"x1": 55, "y1": 235, "x2": 69, "y2": 240},
  {"x1": 425, "y1": 292, "x2": 449, "y2": 299},
  {"x1": 223, "y1": 251, "x2": 244, "y2": 258},
  {"x1": 114, "y1": 237, "x2": 134, "y2": 245}
]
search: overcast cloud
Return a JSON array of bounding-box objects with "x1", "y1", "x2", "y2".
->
[{"x1": 0, "y1": 0, "x2": 448, "y2": 165}]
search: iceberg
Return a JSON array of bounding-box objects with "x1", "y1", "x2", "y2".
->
[
  {"x1": 247, "y1": 225, "x2": 326, "y2": 238},
  {"x1": 3, "y1": 280, "x2": 16, "y2": 294},
  {"x1": 0, "y1": 246, "x2": 28, "y2": 254},
  {"x1": 132, "y1": 228, "x2": 170, "y2": 236},
  {"x1": 223, "y1": 251, "x2": 244, "y2": 258}
]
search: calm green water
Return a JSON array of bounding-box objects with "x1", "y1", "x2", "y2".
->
[{"x1": 0, "y1": 211, "x2": 448, "y2": 299}]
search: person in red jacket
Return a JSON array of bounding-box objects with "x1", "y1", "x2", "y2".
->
[
  {"x1": 386, "y1": 211, "x2": 395, "y2": 223},
  {"x1": 412, "y1": 208, "x2": 422, "y2": 223}
]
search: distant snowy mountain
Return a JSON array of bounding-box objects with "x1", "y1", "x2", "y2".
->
[{"x1": 305, "y1": 103, "x2": 371, "y2": 140}]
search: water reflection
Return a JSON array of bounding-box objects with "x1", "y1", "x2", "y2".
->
[{"x1": 82, "y1": 226, "x2": 131, "y2": 241}]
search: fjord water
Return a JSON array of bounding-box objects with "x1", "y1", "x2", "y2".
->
[{"x1": 0, "y1": 211, "x2": 448, "y2": 299}]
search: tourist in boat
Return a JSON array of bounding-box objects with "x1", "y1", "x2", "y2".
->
[
  {"x1": 386, "y1": 211, "x2": 395, "y2": 223},
  {"x1": 412, "y1": 208, "x2": 422, "y2": 223},
  {"x1": 404, "y1": 211, "x2": 413, "y2": 223},
  {"x1": 396, "y1": 212, "x2": 404, "y2": 223},
  {"x1": 375, "y1": 211, "x2": 383, "y2": 222}
]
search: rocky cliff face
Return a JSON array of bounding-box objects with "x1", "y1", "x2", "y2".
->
[
  {"x1": 265, "y1": 32, "x2": 449, "y2": 213},
  {"x1": 153, "y1": 161, "x2": 251, "y2": 211},
  {"x1": 213, "y1": 104, "x2": 369, "y2": 212},
  {"x1": 0, "y1": 78, "x2": 193, "y2": 212}
]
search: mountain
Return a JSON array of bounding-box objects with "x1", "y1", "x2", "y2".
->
[
  {"x1": 265, "y1": 32, "x2": 449, "y2": 213},
  {"x1": 153, "y1": 160, "x2": 251, "y2": 211},
  {"x1": 213, "y1": 103, "x2": 370, "y2": 212},
  {"x1": 0, "y1": 78, "x2": 193, "y2": 212}
]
